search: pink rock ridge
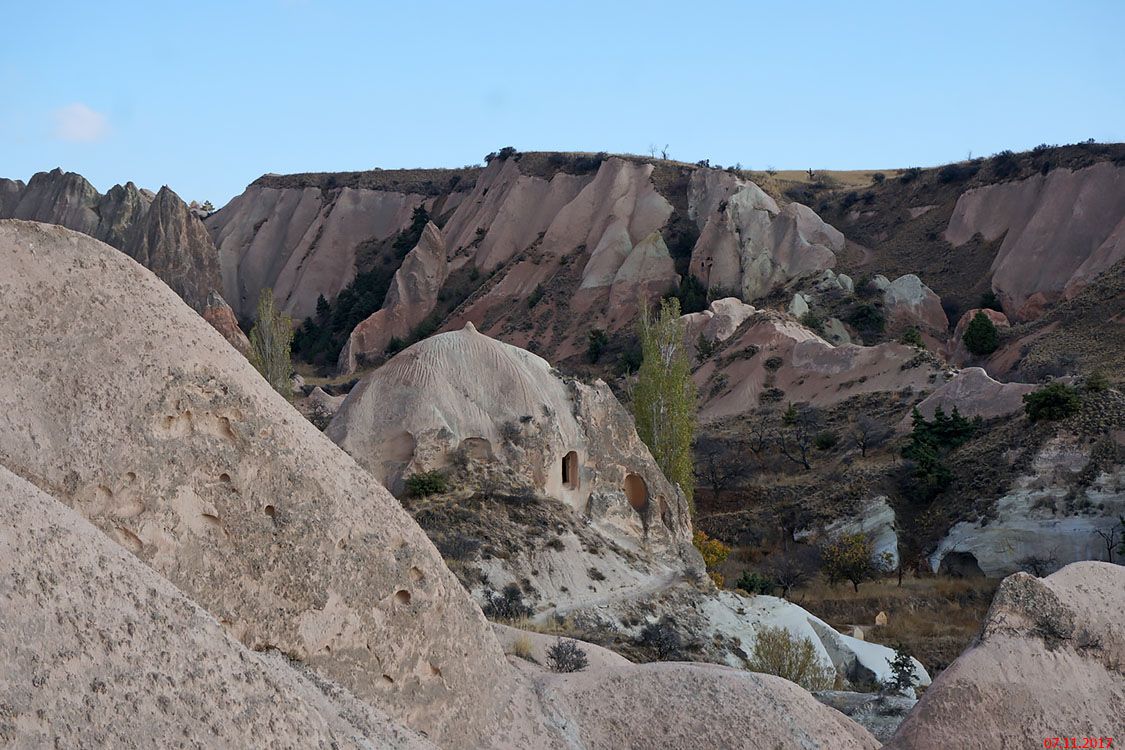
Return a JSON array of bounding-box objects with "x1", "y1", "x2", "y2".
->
[{"x1": 945, "y1": 162, "x2": 1125, "y2": 321}]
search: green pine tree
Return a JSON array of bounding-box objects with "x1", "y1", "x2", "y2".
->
[
  {"x1": 248, "y1": 288, "x2": 294, "y2": 397},
  {"x1": 632, "y1": 298, "x2": 697, "y2": 513},
  {"x1": 962, "y1": 311, "x2": 999, "y2": 355}
]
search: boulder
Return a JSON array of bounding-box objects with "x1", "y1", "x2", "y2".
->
[
  {"x1": 0, "y1": 465, "x2": 433, "y2": 750},
  {"x1": 0, "y1": 220, "x2": 516, "y2": 746},
  {"x1": 681, "y1": 297, "x2": 757, "y2": 354},
  {"x1": 945, "y1": 162, "x2": 1125, "y2": 320},
  {"x1": 882, "y1": 274, "x2": 948, "y2": 334},
  {"x1": 822, "y1": 317, "x2": 852, "y2": 345},
  {"x1": 789, "y1": 292, "x2": 810, "y2": 317},
  {"x1": 887, "y1": 562, "x2": 1125, "y2": 747}
]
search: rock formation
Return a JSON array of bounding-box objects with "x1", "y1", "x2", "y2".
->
[
  {"x1": 945, "y1": 162, "x2": 1125, "y2": 320},
  {"x1": 0, "y1": 169, "x2": 222, "y2": 313},
  {"x1": 207, "y1": 182, "x2": 426, "y2": 320},
  {"x1": 328, "y1": 322, "x2": 694, "y2": 549},
  {"x1": 689, "y1": 304, "x2": 946, "y2": 420},
  {"x1": 910, "y1": 367, "x2": 1034, "y2": 422},
  {"x1": 887, "y1": 562, "x2": 1125, "y2": 747},
  {"x1": 946, "y1": 307, "x2": 1011, "y2": 365},
  {"x1": 338, "y1": 221, "x2": 448, "y2": 371},
  {"x1": 0, "y1": 218, "x2": 890, "y2": 748},
  {"x1": 0, "y1": 220, "x2": 516, "y2": 746},
  {"x1": 0, "y1": 465, "x2": 433, "y2": 749},
  {"x1": 688, "y1": 170, "x2": 844, "y2": 301},
  {"x1": 882, "y1": 274, "x2": 948, "y2": 335},
  {"x1": 202, "y1": 291, "x2": 252, "y2": 355}
]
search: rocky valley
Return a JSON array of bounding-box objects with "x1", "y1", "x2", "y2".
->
[{"x1": 1, "y1": 141, "x2": 1123, "y2": 748}]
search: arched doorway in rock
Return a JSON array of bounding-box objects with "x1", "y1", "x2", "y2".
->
[
  {"x1": 939, "y1": 550, "x2": 984, "y2": 578},
  {"x1": 623, "y1": 473, "x2": 649, "y2": 512},
  {"x1": 561, "y1": 451, "x2": 579, "y2": 490}
]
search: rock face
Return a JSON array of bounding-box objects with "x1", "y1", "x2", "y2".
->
[
  {"x1": 945, "y1": 162, "x2": 1125, "y2": 320},
  {"x1": 910, "y1": 367, "x2": 1034, "y2": 422},
  {"x1": 339, "y1": 221, "x2": 448, "y2": 371},
  {"x1": 0, "y1": 220, "x2": 515, "y2": 746},
  {"x1": 688, "y1": 170, "x2": 844, "y2": 302},
  {"x1": 202, "y1": 291, "x2": 252, "y2": 355},
  {"x1": 796, "y1": 496, "x2": 899, "y2": 569},
  {"x1": 212, "y1": 155, "x2": 844, "y2": 368},
  {"x1": 887, "y1": 562, "x2": 1125, "y2": 748},
  {"x1": 530, "y1": 663, "x2": 881, "y2": 750},
  {"x1": 930, "y1": 435, "x2": 1125, "y2": 577},
  {"x1": 328, "y1": 322, "x2": 694, "y2": 548},
  {"x1": 0, "y1": 218, "x2": 887, "y2": 749},
  {"x1": 0, "y1": 465, "x2": 433, "y2": 750},
  {"x1": 0, "y1": 170, "x2": 223, "y2": 315},
  {"x1": 691, "y1": 308, "x2": 945, "y2": 420},
  {"x1": 207, "y1": 183, "x2": 426, "y2": 320},
  {"x1": 882, "y1": 274, "x2": 948, "y2": 334}
]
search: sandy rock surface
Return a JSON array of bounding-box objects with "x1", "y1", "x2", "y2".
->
[
  {"x1": 0, "y1": 220, "x2": 516, "y2": 746},
  {"x1": 0, "y1": 465, "x2": 434, "y2": 749},
  {"x1": 887, "y1": 562, "x2": 1125, "y2": 747}
]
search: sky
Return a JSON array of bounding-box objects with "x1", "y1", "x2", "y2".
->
[{"x1": 2, "y1": 0, "x2": 1123, "y2": 206}]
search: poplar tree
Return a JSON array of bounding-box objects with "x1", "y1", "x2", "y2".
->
[
  {"x1": 632, "y1": 297, "x2": 697, "y2": 512},
  {"x1": 248, "y1": 288, "x2": 294, "y2": 396}
]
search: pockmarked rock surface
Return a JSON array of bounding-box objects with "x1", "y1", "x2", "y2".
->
[
  {"x1": 887, "y1": 562, "x2": 1125, "y2": 748},
  {"x1": 945, "y1": 162, "x2": 1125, "y2": 320},
  {"x1": 0, "y1": 466, "x2": 434, "y2": 750},
  {"x1": 0, "y1": 220, "x2": 516, "y2": 746}
]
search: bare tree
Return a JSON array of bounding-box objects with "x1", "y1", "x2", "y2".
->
[
  {"x1": 766, "y1": 547, "x2": 818, "y2": 599},
  {"x1": 1093, "y1": 523, "x2": 1122, "y2": 564},
  {"x1": 777, "y1": 406, "x2": 819, "y2": 470},
  {"x1": 852, "y1": 415, "x2": 892, "y2": 457},
  {"x1": 693, "y1": 435, "x2": 751, "y2": 499},
  {"x1": 660, "y1": 144, "x2": 670, "y2": 160}
]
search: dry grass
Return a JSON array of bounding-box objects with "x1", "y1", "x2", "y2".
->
[
  {"x1": 789, "y1": 575, "x2": 998, "y2": 674},
  {"x1": 510, "y1": 634, "x2": 535, "y2": 662}
]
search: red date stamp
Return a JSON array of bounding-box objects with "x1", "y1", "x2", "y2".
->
[{"x1": 1043, "y1": 739, "x2": 1114, "y2": 749}]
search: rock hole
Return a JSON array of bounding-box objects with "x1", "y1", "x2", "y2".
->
[
  {"x1": 409, "y1": 566, "x2": 424, "y2": 583},
  {"x1": 429, "y1": 663, "x2": 442, "y2": 678},
  {"x1": 337, "y1": 538, "x2": 348, "y2": 550},
  {"x1": 218, "y1": 472, "x2": 231, "y2": 484},
  {"x1": 264, "y1": 504, "x2": 276, "y2": 518},
  {"x1": 113, "y1": 526, "x2": 143, "y2": 554},
  {"x1": 623, "y1": 473, "x2": 649, "y2": 512},
  {"x1": 394, "y1": 589, "x2": 411, "y2": 605},
  {"x1": 124, "y1": 471, "x2": 137, "y2": 483},
  {"x1": 561, "y1": 451, "x2": 579, "y2": 490},
  {"x1": 218, "y1": 416, "x2": 235, "y2": 441},
  {"x1": 201, "y1": 513, "x2": 223, "y2": 532},
  {"x1": 381, "y1": 674, "x2": 395, "y2": 685}
]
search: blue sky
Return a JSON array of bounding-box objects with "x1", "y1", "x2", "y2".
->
[{"x1": 2, "y1": 0, "x2": 1123, "y2": 205}]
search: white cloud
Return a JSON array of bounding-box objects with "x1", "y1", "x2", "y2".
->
[{"x1": 53, "y1": 103, "x2": 109, "y2": 143}]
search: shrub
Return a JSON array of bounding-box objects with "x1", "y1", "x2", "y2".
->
[
  {"x1": 938, "y1": 162, "x2": 979, "y2": 183},
  {"x1": 980, "y1": 290, "x2": 1003, "y2": 311},
  {"x1": 404, "y1": 470, "x2": 448, "y2": 497},
  {"x1": 1023, "y1": 382, "x2": 1081, "y2": 422},
  {"x1": 800, "y1": 312, "x2": 825, "y2": 336},
  {"x1": 693, "y1": 531, "x2": 730, "y2": 587},
  {"x1": 847, "y1": 303, "x2": 885, "y2": 338},
  {"x1": 748, "y1": 626, "x2": 835, "y2": 691},
  {"x1": 871, "y1": 172, "x2": 886, "y2": 184},
  {"x1": 901, "y1": 406, "x2": 976, "y2": 499},
  {"x1": 735, "y1": 571, "x2": 775, "y2": 595},
  {"x1": 813, "y1": 430, "x2": 839, "y2": 450},
  {"x1": 1085, "y1": 371, "x2": 1110, "y2": 392},
  {"x1": 962, "y1": 311, "x2": 999, "y2": 356},
  {"x1": 764, "y1": 356, "x2": 784, "y2": 372},
  {"x1": 899, "y1": 167, "x2": 921, "y2": 183},
  {"x1": 900, "y1": 328, "x2": 924, "y2": 348},
  {"x1": 638, "y1": 619, "x2": 682, "y2": 660},
  {"x1": 676, "y1": 274, "x2": 709, "y2": 315},
  {"x1": 586, "y1": 328, "x2": 609, "y2": 363},
  {"x1": 481, "y1": 584, "x2": 533, "y2": 621},
  {"x1": 527, "y1": 284, "x2": 545, "y2": 308},
  {"x1": 546, "y1": 638, "x2": 589, "y2": 672}
]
